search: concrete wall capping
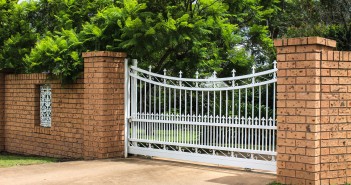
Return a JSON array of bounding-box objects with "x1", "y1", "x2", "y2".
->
[
  {"x1": 82, "y1": 51, "x2": 127, "y2": 58},
  {"x1": 274, "y1": 36, "x2": 337, "y2": 48}
]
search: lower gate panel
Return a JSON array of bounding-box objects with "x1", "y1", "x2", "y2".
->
[
  {"x1": 128, "y1": 145, "x2": 276, "y2": 172},
  {"x1": 125, "y1": 59, "x2": 278, "y2": 172}
]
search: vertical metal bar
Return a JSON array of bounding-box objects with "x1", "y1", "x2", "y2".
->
[
  {"x1": 213, "y1": 91, "x2": 216, "y2": 147},
  {"x1": 144, "y1": 81, "x2": 146, "y2": 114},
  {"x1": 201, "y1": 91, "x2": 204, "y2": 116},
  {"x1": 266, "y1": 84, "x2": 268, "y2": 125},
  {"x1": 225, "y1": 91, "x2": 228, "y2": 147},
  {"x1": 207, "y1": 91, "x2": 210, "y2": 117},
  {"x1": 195, "y1": 72, "x2": 199, "y2": 146},
  {"x1": 163, "y1": 70, "x2": 167, "y2": 143},
  {"x1": 180, "y1": 88, "x2": 182, "y2": 115},
  {"x1": 231, "y1": 70, "x2": 236, "y2": 148},
  {"x1": 258, "y1": 85, "x2": 261, "y2": 150},
  {"x1": 190, "y1": 90, "x2": 193, "y2": 116},
  {"x1": 245, "y1": 88, "x2": 248, "y2": 124},
  {"x1": 238, "y1": 89, "x2": 241, "y2": 121},
  {"x1": 273, "y1": 60, "x2": 277, "y2": 125},
  {"x1": 214, "y1": 91, "x2": 216, "y2": 117},
  {"x1": 174, "y1": 86, "x2": 177, "y2": 143},
  {"x1": 157, "y1": 82, "x2": 161, "y2": 141},
  {"x1": 254, "y1": 118, "x2": 257, "y2": 151},
  {"x1": 131, "y1": 60, "x2": 138, "y2": 147},
  {"x1": 201, "y1": 91, "x2": 204, "y2": 146},
  {"x1": 169, "y1": 88, "x2": 171, "y2": 142},
  {"x1": 269, "y1": 118, "x2": 272, "y2": 151},
  {"x1": 169, "y1": 87, "x2": 171, "y2": 114},
  {"x1": 179, "y1": 71, "x2": 182, "y2": 116},
  {"x1": 159, "y1": 83, "x2": 161, "y2": 114},
  {"x1": 225, "y1": 90, "x2": 228, "y2": 119},
  {"x1": 155, "y1": 88, "x2": 158, "y2": 141},
  {"x1": 154, "y1": 83, "x2": 156, "y2": 114},
  {"x1": 164, "y1": 69, "x2": 167, "y2": 114},
  {"x1": 236, "y1": 118, "x2": 238, "y2": 149},
  {"x1": 138, "y1": 84, "x2": 143, "y2": 139},
  {"x1": 238, "y1": 89, "x2": 241, "y2": 149},
  {"x1": 190, "y1": 90, "x2": 194, "y2": 145},
  {"x1": 250, "y1": 86, "x2": 255, "y2": 149},
  {"x1": 232, "y1": 90, "x2": 234, "y2": 148},
  {"x1": 220, "y1": 91, "x2": 222, "y2": 117},
  {"x1": 245, "y1": 88, "x2": 248, "y2": 149},
  {"x1": 174, "y1": 88, "x2": 176, "y2": 115},
  {"x1": 222, "y1": 118, "x2": 225, "y2": 147},
  {"x1": 139, "y1": 78, "x2": 142, "y2": 114},
  {"x1": 185, "y1": 90, "x2": 187, "y2": 116},
  {"x1": 148, "y1": 66, "x2": 152, "y2": 114},
  {"x1": 265, "y1": 84, "x2": 268, "y2": 151},
  {"x1": 196, "y1": 90, "x2": 198, "y2": 119},
  {"x1": 216, "y1": 117, "x2": 218, "y2": 147},
  {"x1": 133, "y1": 60, "x2": 138, "y2": 118},
  {"x1": 273, "y1": 83, "x2": 276, "y2": 151},
  {"x1": 241, "y1": 118, "x2": 244, "y2": 149},
  {"x1": 124, "y1": 59, "x2": 129, "y2": 158}
]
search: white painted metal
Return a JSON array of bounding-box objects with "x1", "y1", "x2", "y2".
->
[
  {"x1": 40, "y1": 84, "x2": 52, "y2": 128},
  {"x1": 126, "y1": 60, "x2": 277, "y2": 172}
]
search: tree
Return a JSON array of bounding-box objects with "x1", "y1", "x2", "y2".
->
[
  {"x1": 270, "y1": 0, "x2": 351, "y2": 51},
  {"x1": 2, "y1": 0, "x2": 279, "y2": 82},
  {"x1": 0, "y1": 0, "x2": 112, "y2": 75}
]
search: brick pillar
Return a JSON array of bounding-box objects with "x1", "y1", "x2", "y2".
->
[
  {"x1": 274, "y1": 37, "x2": 336, "y2": 185},
  {"x1": 0, "y1": 73, "x2": 4, "y2": 152},
  {"x1": 82, "y1": 51, "x2": 127, "y2": 159}
]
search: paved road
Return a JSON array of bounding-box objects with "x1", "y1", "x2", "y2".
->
[{"x1": 0, "y1": 157, "x2": 275, "y2": 185}]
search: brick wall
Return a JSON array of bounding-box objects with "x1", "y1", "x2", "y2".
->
[
  {"x1": 274, "y1": 37, "x2": 351, "y2": 184},
  {"x1": 0, "y1": 73, "x2": 5, "y2": 152},
  {"x1": 1, "y1": 51, "x2": 126, "y2": 159},
  {"x1": 319, "y1": 50, "x2": 351, "y2": 184},
  {"x1": 4, "y1": 74, "x2": 84, "y2": 158},
  {"x1": 82, "y1": 51, "x2": 126, "y2": 159}
]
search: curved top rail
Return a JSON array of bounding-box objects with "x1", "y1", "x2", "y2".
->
[
  {"x1": 130, "y1": 73, "x2": 276, "y2": 91},
  {"x1": 130, "y1": 66, "x2": 277, "y2": 83}
]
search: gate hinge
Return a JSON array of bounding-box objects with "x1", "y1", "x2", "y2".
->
[{"x1": 128, "y1": 117, "x2": 132, "y2": 123}]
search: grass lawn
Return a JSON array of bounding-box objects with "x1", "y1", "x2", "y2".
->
[{"x1": 0, "y1": 153, "x2": 57, "y2": 168}]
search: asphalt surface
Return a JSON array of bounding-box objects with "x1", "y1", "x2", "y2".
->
[{"x1": 0, "y1": 157, "x2": 276, "y2": 185}]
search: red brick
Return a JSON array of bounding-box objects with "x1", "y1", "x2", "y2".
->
[
  {"x1": 286, "y1": 53, "x2": 306, "y2": 61},
  {"x1": 275, "y1": 37, "x2": 349, "y2": 184},
  {"x1": 2, "y1": 51, "x2": 127, "y2": 160},
  {"x1": 277, "y1": 45, "x2": 296, "y2": 54},
  {"x1": 274, "y1": 39, "x2": 284, "y2": 47},
  {"x1": 288, "y1": 38, "x2": 308, "y2": 46}
]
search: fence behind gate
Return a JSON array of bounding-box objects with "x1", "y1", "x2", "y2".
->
[{"x1": 125, "y1": 59, "x2": 277, "y2": 172}]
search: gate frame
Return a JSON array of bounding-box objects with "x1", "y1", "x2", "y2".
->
[{"x1": 124, "y1": 59, "x2": 278, "y2": 172}]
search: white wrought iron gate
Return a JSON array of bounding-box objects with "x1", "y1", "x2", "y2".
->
[{"x1": 124, "y1": 59, "x2": 277, "y2": 172}]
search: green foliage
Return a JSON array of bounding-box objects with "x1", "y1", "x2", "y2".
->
[
  {"x1": 0, "y1": 1, "x2": 38, "y2": 72},
  {"x1": 0, "y1": 0, "x2": 279, "y2": 81},
  {"x1": 0, "y1": 0, "x2": 111, "y2": 78},
  {"x1": 271, "y1": 0, "x2": 351, "y2": 51},
  {"x1": 24, "y1": 29, "x2": 83, "y2": 83}
]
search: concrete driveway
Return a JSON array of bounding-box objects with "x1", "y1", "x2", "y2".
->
[{"x1": 0, "y1": 157, "x2": 276, "y2": 185}]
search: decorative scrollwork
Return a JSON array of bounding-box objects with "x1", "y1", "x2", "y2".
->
[
  {"x1": 40, "y1": 84, "x2": 51, "y2": 127},
  {"x1": 131, "y1": 141, "x2": 275, "y2": 164}
]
